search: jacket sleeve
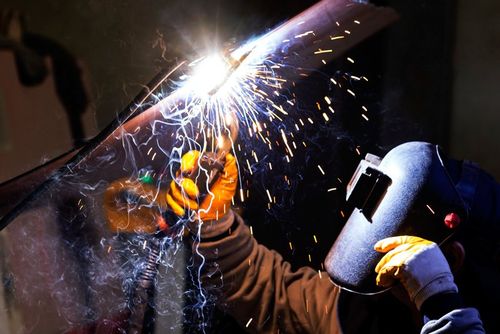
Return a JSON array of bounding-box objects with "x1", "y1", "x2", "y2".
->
[
  {"x1": 190, "y1": 210, "x2": 342, "y2": 334},
  {"x1": 421, "y1": 308, "x2": 485, "y2": 334}
]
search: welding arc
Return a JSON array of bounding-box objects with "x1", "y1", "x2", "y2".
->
[{"x1": 208, "y1": 50, "x2": 251, "y2": 95}]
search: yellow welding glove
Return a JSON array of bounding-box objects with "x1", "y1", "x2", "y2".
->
[
  {"x1": 374, "y1": 236, "x2": 458, "y2": 310},
  {"x1": 166, "y1": 150, "x2": 238, "y2": 222}
]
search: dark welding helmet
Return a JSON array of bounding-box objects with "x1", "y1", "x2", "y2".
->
[{"x1": 324, "y1": 141, "x2": 481, "y2": 293}]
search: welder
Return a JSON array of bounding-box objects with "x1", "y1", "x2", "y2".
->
[{"x1": 164, "y1": 147, "x2": 494, "y2": 333}]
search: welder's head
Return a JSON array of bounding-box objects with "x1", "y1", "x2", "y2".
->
[{"x1": 324, "y1": 141, "x2": 499, "y2": 294}]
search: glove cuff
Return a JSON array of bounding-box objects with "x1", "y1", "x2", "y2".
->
[
  {"x1": 413, "y1": 272, "x2": 458, "y2": 310},
  {"x1": 188, "y1": 210, "x2": 235, "y2": 239},
  {"x1": 404, "y1": 244, "x2": 458, "y2": 310}
]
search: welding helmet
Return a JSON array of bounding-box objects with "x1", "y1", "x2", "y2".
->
[{"x1": 324, "y1": 141, "x2": 482, "y2": 293}]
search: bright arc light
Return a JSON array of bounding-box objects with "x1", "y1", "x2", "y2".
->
[{"x1": 190, "y1": 55, "x2": 230, "y2": 95}]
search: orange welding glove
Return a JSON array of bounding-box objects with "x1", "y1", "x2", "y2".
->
[
  {"x1": 104, "y1": 179, "x2": 168, "y2": 234},
  {"x1": 374, "y1": 236, "x2": 458, "y2": 310},
  {"x1": 166, "y1": 150, "x2": 238, "y2": 221}
]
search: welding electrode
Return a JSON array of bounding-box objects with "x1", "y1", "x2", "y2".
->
[{"x1": 207, "y1": 50, "x2": 251, "y2": 95}]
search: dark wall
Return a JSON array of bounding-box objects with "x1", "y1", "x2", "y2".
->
[{"x1": 0, "y1": 0, "x2": 317, "y2": 128}]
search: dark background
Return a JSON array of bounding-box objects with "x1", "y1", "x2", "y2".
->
[
  {"x1": 1, "y1": 0, "x2": 499, "y2": 177},
  {"x1": 0, "y1": 0, "x2": 499, "y2": 333},
  {"x1": 0, "y1": 0, "x2": 500, "y2": 177},
  {"x1": 0, "y1": 0, "x2": 500, "y2": 176}
]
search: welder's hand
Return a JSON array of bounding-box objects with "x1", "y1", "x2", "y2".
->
[
  {"x1": 374, "y1": 236, "x2": 458, "y2": 310},
  {"x1": 104, "y1": 179, "x2": 168, "y2": 234},
  {"x1": 166, "y1": 150, "x2": 238, "y2": 221}
]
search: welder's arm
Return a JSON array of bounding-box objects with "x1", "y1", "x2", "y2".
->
[
  {"x1": 192, "y1": 211, "x2": 340, "y2": 333},
  {"x1": 375, "y1": 236, "x2": 485, "y2": 333},
  {"x1": 168, "y1": 151, "x2": 340, "y2": 333}
]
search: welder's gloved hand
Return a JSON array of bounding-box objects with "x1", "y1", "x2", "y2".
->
[
  {"x1": 374, "y1": 236, "x2": 458, "y2": 310},
  {"x1": 166, "y1": 150, "x2": 238, "y2": 222},
  {"x1": 104, "y1": 178, "x2": 168, "y2": 234}
]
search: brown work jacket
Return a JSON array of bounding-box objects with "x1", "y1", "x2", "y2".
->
[{"x1": 192, "y1": 211, "x2": 343, "y2": 333}]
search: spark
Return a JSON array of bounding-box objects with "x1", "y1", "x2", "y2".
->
[
  {"x1": 294, "y1": 30, "x2": 315, "y2": 38},
  {"x1": 281, "y1": 129, "x2": 294, "y2": 158},
  {"x1": 314, "y1": 49, "x2": 333, "y2": 55},
  {"x1": 252, "y1": 151, "x2": 259, "y2": 162},
  {"x1": 266, "y1": 189, "x2": 273, "y2": 203},
  {"x1": 426, "y1": 204, "x2": 436, "y2": 214},
  {"x1": 272, "y1": 103, "x2": 288, "y2": 115},
  {"x1": 327, "y1": 187, "x2": 337, "y2": 192},
  {"x1": 245, "y1": 318, "x2": 253, "y2": 328},
  {"x1": 317, "y1": 165, "x2": 326, "y2": 175},
  {"x1": 246, "y1": 159, "x2": 253, "y2": 175}
]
